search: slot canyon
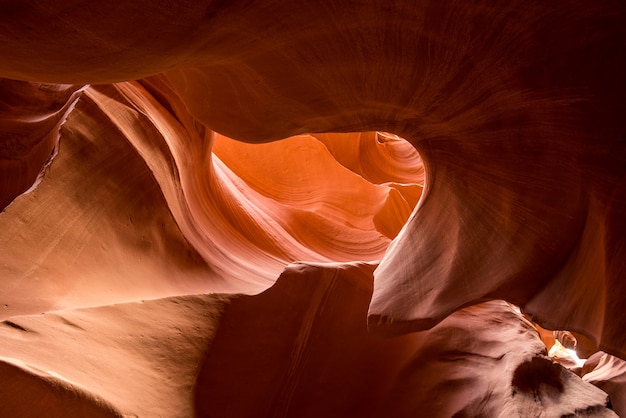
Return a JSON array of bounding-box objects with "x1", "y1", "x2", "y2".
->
[{"x1": 1, "y1": 1, "x2": 625, "y2": 417}]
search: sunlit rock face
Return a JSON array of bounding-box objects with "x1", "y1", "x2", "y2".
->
[
  {"x1": 1, "y1": 0, "x2": 625, "y2": 416},
  {"x1": 0, "y1": 80, "x2": 422, "y2": 317},
  {"x1": 583, "y1": 353, "x2": 626, "y2": 416}
]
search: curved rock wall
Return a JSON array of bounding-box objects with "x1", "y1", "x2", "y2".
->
[{"x1": 0, "y1": 0, "x2": 625, "y2": 416}]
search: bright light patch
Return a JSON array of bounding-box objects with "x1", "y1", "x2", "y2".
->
[
  {"x1": 566, "y1": 348, "x2": 586, "y2": 368},
  {"x1": 548, "y1": 340, "x2": 587, "y2": 368}
]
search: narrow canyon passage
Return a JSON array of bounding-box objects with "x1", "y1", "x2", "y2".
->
[{"x1": 1, "y1": 1, "x2": 625, "y2": 416}]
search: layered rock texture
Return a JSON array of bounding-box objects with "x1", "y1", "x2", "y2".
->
[{"x1": 1, "y1": 1, "x2": 625, "y2": 416}]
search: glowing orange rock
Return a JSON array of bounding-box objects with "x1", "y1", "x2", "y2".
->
[{"x1": 0, "y1": 0, "x2": 625, "y2": 415}]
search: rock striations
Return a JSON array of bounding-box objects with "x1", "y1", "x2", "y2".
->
[{"x1": 0, "y1": 1, "x2": 625, "y2": 416}]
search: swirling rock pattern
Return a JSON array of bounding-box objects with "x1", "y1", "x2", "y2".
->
[
  {"x1": 583, "y1": 352, "x2": 626, "y2": 416},
  {"x1": 0, "y1": 80, "x2": 84, "y2": 209},
  {"x1": 0, "y1": 0, "x2": 625, "y2": 416}
]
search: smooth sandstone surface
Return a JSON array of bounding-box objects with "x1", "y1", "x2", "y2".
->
[
  {"x1": 1, "y1": 0, "x2": 625, "y2": 416},
  {"x1": 0, "y1": 294, "x2": 229, "y2": 417},
  {"x1": 583, "y1": 353, "x2": 626, "y2": 416},
  {"x1": 197, "y1": 263, "x2": 615, "y2": 417},
  {"x1": 0, "y1": 263, "x2": 616, "y2": 417}
]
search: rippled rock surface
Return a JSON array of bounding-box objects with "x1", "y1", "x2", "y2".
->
[{"x1": 1, "y1": 1, "x2": 625, "y2": 416}]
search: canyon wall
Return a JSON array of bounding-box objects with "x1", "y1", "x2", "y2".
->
[{"x1": 1, "y1": 1, "x2": 625, "y2": 416}]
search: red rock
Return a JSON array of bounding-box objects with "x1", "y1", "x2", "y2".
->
[
  {"x1": 0, "y1": 0, "x2": 624, "y2": 414},
  {"x1": 583, "y1": 352, "x2": 626, "y2": 416},
  {"x1": 0, "y1": 80, "x2": 84, "y2": 210},
  {"x1": 196, "y1": 263, "x2": 614, "y2": 417}
]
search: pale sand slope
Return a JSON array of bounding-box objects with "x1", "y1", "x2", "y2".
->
[
  {"x1": 0, "y1": 262, "x2": 617, "y2": 417},
  {"x1": 0, "y1": 294, "x2": 229, "y2": 417}
]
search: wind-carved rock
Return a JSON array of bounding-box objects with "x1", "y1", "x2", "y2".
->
[{"x1": 0, "y1": 0, "x2": 624, "y2": 415}]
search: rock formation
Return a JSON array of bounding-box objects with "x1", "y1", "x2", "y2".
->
[
  {"x1": 583, "y1": 353, "x2": 626, "y2": 415},
  {"x1": 1, "y1": 0, "x2": 625, "y2": 416}
]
